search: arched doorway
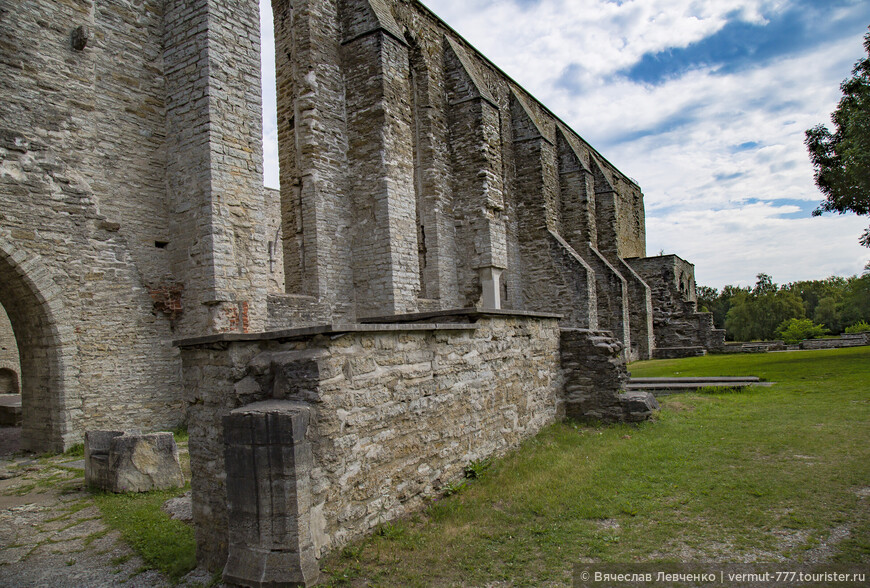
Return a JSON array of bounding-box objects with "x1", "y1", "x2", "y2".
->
[{"x1": 0, "y1": 240, "x2": 79, "y2": 452}]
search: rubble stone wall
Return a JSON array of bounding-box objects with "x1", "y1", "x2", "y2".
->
[
  {"x1": 0, "y1": 0, "x2": 268, "y2": 450},
  {"x1": 627, "y1": 255, "x2": 725, "y2": 354},
  {"x1": 800, "y1": 333, "x2": 870, "y2": 349},
  {"x1": 179, "y1": 314, "x2": 564, "y2": 569},
  {"x1": 0, "y1": 0, "x2": 186, "y2": 449}
]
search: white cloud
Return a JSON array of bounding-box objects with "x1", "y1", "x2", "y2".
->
[{"x1": 258, "y1": 0, "x2": 870, "y2": 286}]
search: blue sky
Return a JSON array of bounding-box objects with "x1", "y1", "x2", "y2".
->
[{"x1": 259, "y1": 0, "x2": 870, "y2": 289}]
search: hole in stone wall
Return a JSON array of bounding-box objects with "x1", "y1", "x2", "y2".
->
[{"x1": 155, "y1": 241, "x2": 169, "y2": 249}]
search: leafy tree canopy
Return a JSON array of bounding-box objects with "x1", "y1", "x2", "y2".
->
[
  {"x1": 775, "y1": 318, "x2": 828, "y2": 345},
  {"x1": 805, "y1": 28, "x2": 870, "y2": 249},
  {"x1": 700, "y1": 273, "x2": 870, "y2": 341}
]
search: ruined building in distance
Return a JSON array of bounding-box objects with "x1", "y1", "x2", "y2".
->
[{"x1": 0, "y1": 0, "x2": 724, "y2": 582}]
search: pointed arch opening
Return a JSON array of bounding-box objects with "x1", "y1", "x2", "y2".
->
[{"x1": 0, "y1": 241, "x2": 79, "y2": 452}]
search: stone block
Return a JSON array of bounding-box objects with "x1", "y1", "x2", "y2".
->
[
  {"x1": 618, "y1": 391, "x2": 659, "y2": 422},
  {"x1": 85, "y1": 431, "x2": 184, "y2": 493},
  {"x1": 223, "y1": 400, "x2": 320, "y2": 587}
]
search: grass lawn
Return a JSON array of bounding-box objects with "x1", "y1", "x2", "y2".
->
[{"x1": 319, "y1": 347, "x2": 870, "y2": 586}]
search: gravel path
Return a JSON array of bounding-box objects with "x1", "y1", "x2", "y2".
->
[{"x1": 0, "y1": 427, "x2": 212, "y2": 587}]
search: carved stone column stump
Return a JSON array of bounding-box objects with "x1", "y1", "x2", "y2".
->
[{"x1": 222, "y1": 400, "x2": 320, "y2": 587}]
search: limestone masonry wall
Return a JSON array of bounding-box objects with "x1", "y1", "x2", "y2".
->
[
  {"x1": 0, "y1": 0, "x2": 273, "y2": 450},
  {"x1": 800, "y1": 332, "x2": 870, "y2": 349},
  {"x1": 1, "y1": 0, "x2": 185, "y2": 449},
  {"x1": 268, "y1": 0, "x2": 651, "y2": 337},
  {"x1": 3, "y1": 0, "x2": 723, "y2": 581},
  {"x1": 2, "y1": 0, "x2": 720, "y2": 469},
  {"x1": 179, "y1": 315, "x2": 564, "y2": 569}
]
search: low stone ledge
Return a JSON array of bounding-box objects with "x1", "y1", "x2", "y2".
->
[
  {"x1": 359, "y1": 307, "x2": 563, "y2": 324},
  {"x1": 174, "y1": 322, "x2": 479, "y2": 348},
  {"x1": 652, "y1": 346, "x2": 706, "y2": 359},
  {"x1": 183, "y1": 314, "x2": 563, "y2": 573}
]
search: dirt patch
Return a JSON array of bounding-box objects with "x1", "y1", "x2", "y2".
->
[{"x1": 663, "y1": 401, "x2": 695, "y2": 412}]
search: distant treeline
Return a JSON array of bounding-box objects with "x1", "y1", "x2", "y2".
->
[{"x1": 698, "y1": 273, "x2": 870, "y2": 342}]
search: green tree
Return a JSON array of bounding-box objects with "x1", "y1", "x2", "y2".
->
[
  {"x1": 845, "y1": 320, "x2": 870, "y2": 333},
  {"x1": 696, "y1": 285, "x2": 718, "y2": 313},
  {"x1": 695, "y1": 284, "x2": 747, "y2": 333},
  {"x1": 784, "y1": 276, "x2": 847, "y2": 318},
  {"x1": 724, "y1": 274, "x2": 805, "y2": 341},
  {"x1": 840, "y1": 274, "x2": 870, "y2": 327},
  {"x1": 813, "y1": 296, "x2": 841, "y2": 334},
  {"x1": 753, "y1": 273, "x2": 777, "y2": 296},
  {"x1": 724, "y1": 291, "x2": 759, "y2": 341},
  {"x1": 775, "y1": 318, "x2": 828, "y2": 345},
  {"x1": 805, "y1": 28, "x2": 870, "y2": 254}
]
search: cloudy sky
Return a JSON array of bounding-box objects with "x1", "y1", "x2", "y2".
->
[{"x1": 258, "y1": 0, "x2": 870, "y2": 289}]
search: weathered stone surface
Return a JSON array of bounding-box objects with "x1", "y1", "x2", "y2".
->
[
  {"x1": 0, "y1": 307, "x2": 19, "y2": 396},
  {"x1": 84, "y1": 431, "x2": 125, "y2": 492},
  {"x1": 3, "y1": 1, "x2": 719, "y2": 582},
  {"x1": 627, "y1": 255, "x2": 725, "y2": 355},
  {"x1": 161, "y1": 491, "x2": 193, "y2": 522},
  {"x1": 222, "y1": 401, "x2": 320, "y2": 587},
  {"x1": 618, "y1": 391, "x2": 660, "y2": 422},
  {"x1": 0, "y1": 0, "x2": 716, "y2": 456},
  {"x1": 800, "y1": 332, "x2": 869, "y2": 349},
  {"x1": 85, "y1": 431, "x2": 184, "y2": 493},
  {"x1": 652, "y1": 346, "x2": 706, "y2": 359}
]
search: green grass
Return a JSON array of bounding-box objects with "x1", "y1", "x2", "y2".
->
[
  {"x1": 318, "y1": 347, "x2": 870, "y2": 586},
  {"x1": 92, "y1": 486, "x2": 195, "y2": 581}
]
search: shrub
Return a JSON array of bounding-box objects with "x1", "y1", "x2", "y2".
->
[
  {"x1": 775, "y1": 318, "x2": 828, "y2": 344},
  {"x1": 844, "y1": 320, "x2": 870, "y2": 334}
]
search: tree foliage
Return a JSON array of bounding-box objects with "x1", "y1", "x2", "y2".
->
[
  {"x1": 775, "y1": 318, "x2": 828, "y2": 345},
  {"x1": 700, "y1": 273, "x2": 870, "y2": 342},
  {"x1": 724, "y1": 274, "x2": 804, "y2": 341},
  {"x1": 805, "y1": 27, "x2": 870, "y2": 251}
]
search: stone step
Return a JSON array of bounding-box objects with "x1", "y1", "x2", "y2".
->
[
  {"x1": 629, "y1": 377, "x2": 760, "y2": 384},
  {"x1": 626, "y1": 377, "x2": 764, "y2": 396}
]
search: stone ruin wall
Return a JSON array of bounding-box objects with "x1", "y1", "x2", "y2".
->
[
  {"x1": 1, "y1": 0, "x2": 186, "y2": 449},
  {"x1": 0, "y1": 0, "x2": 713, "y2": 581},
  {"x1": 269, "y1": 0, "x2": 653, "y2": 361},
  {"x1": 0, "y1": 0, "x2": 714, "y2": 452},
  {"x1": 179, "y1": 315, "x2": 568, "y2": 570},
  {"x1": 0, "y1": 0, "x2": 280, "y2": 450},
  {"x1": 0, "y1": 305, "x2": 20, "y2": 394},
  {"x1": 627, "y1": 255, "x2": 725, "y2": 356}
]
